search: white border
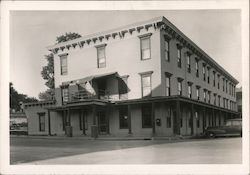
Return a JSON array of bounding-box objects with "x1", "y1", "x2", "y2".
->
[{"x1": 1, "y1": 1, "x2": 249, "y2": 174}]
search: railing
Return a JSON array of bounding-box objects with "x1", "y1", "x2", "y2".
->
[{"x1": 70, "y1": 89, "x2": 111, "y2": 102}]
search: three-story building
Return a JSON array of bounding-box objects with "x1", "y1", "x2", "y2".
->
[{"x1": 24, "y1": 16, "x2": 239, "y2": 137}]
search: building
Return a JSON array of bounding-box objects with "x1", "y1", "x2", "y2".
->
[
  {"x1": 236, "y1": 87, "x2": 242, "y2": 118},
  {"x1": 24, "y1": 16, "x2": 239, "y2": 137}
]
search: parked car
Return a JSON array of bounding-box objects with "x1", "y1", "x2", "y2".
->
[{"x1": 204, "y1": 118, "x2": 242, "y2": 138}]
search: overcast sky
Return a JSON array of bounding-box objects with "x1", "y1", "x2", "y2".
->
[{"x1": 10, "y1": 10, "x2": 241, "y2": 98}]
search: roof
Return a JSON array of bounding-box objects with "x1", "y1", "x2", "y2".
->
[
  {"x1": 62, "y1": 72, "x2": 119, "y2": 86},
  {"x1": 47, "y1": 16, "x2": 238, "y2": 84}
]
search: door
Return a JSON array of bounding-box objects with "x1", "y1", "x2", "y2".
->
[
  {"x1": 98, "y1": 79, "x2": 106, "y2": 99},
  {"x1": 98, "y1": 111, "x2": 107, "y2": 134}
]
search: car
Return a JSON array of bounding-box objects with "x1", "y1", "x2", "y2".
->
[{"x1": 204, "y1": 118, "x2": 242, "y2": 138}]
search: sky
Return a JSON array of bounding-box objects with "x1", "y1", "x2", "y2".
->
[{"x1": 10, "y1": 10, "x2": 242, "y2": 98}]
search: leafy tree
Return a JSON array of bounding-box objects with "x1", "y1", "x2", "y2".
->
[
  {"x1": 39, "y1": 32, "x2": 81, "y2": 101},
  {"x1": 10, "y1": 82, "x2": 38, "y2": 112}
]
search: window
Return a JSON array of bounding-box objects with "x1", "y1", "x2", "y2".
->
[
  {"x1": 214, "y1": 94, "x2": 217, "y2": 105},
  {"x1": 60, "y1": 54, "x2": 68, "y2": 75},
  {"x1": 164, "y1": 37, "x2": 170, "y2": 61},
  {"x1": 140, "y1": 35, "x2": 151, "y2": 60},
  {"x1": 213, "y1": 71, "x2": 216, "y2": 87},
  {"x1": 218, "y1": 95, "x2": 221, "y2": 107},
  {"x1": 195, "y1": 58, "x2": 199, "y2": 77},
  {"x1": 196, "y1": 86, "x2": 200, "y2": 100},
  {"x1": 142, "y1": 104, "x2": 152, "y2": 128},
  {"x1": 222, "y1": 78, "x2": 225, "y2": 91},
  {"x1": 203, "y1": 64, "x2": 206, "y2": 81},
  {"x1": 141, "y1": 72, "x2": 152, "y2": 97},
  {"x1": 61, "y1": 86, "x2": 69, "y2": 103},
  {"x1": 165, "y1": 72, "x2": 172, "y2": 96},
  {"x1": 186, "y1": 54, "x2": 191, "y2": 73},
  {"x1": 217, "y1": 75, "x2": 220, "y2": 89},
  {"x1": 38, "y1": 113, "x2": 45, "y2": 132},
  {"x1": 207, "y1": 67, "x2": 210, "y2": 84},
  {"x1": 119, "y1": 106, "x2": 128, "y2": 129},
  {"x1": 166, "y1": 107, "x2": 172, "y2": 128},
  {"x1": 188, "y1": 82, "x2": 192, "y2": 98},
  {"x1": 177, "y1": 45, "x2": 182, "y2": 68},
  {"x1": 225, "y1": 80, "x2": 228, "y2": 93},
  {"x1": 119, "y1": 76, "x2": 129, "y2": 100},
  {"x1": 177, "y1": 78, "x2": 183, "y2": 95},
  {"x1": 195, "y1": 112, "x2": 200, "y2": 128},
  {"x1": 97, "y1": 46, "x2": 106, "y2": 68},
  {"x1": 207, "y1": 91, "x2": 211, "y2": 103},
  {"x1": 203, "y1": 89, "x2": 206, "y2": 102}
]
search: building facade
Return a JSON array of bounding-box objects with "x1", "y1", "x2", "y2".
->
[{"x1": 24, "y1": 16, "x2": 239, "y2": 137}]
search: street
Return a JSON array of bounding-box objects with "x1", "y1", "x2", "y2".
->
[{"x1": 10, "y1": 136, "x2": 242, "y2": 164}]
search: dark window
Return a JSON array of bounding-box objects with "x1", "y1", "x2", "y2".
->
[
  {"x1": 186, "y1": 54, "x2": 191, "y2": 73},
  {"x1": 217, "y1": 75, "x2": 220, "y2": 89},
  {"x1": 203, "y1": 64, "x2": 206, "y2": 81},
  {"x1": 177, "y1": 48, "x2": 181, "y2": 68},
  {"x1": 222, "y1": 78, "x2": 225, "y2": 91},
  {"x1": 207, "y1": 67, "x2": 210, "y2": 84},
  {"x1": 141, "y1": 104, "x2": 152, "y2": 128},
  {"x1": 214, "y1": 94, "x2": 217, "y2": 105},
  {"x1": 141, "y1": 73, "x2": 152, "y2": 97},
  {"x1": 38, "y1": 113, "x2": 45, "y2": 132},
  {"x1": 97, "y1": 46, "x2": 106, "y2": 68},
  {"x1": 61, "y1": 86, "x2": 69, "y2": 103},
  {"x1": 166, "y1": 107, "x2": 172, "y2": 128},
  {"x1": 207, "y1": 91, "x2": 211, "y2": 104},
  {"x1": 60, "y1": 54, "x2": 68, "y2": 75},
  {"x1": 225, "y1": 80, "x2": 228, "y2": 93},
  {"x1": 195, "y1": 59, "x2": 199, "y2": 77},
  {"x1": 119, "y1": 106, "x2": 128, "y2": 129},
  {"x1": 140, "y1": 36, "x2": 151, "y2": 60},
  {"x1": 164, "y1": 39, "x2": 170, "y2": 61},
  {"x1": 213, "y1": 71, "x2": 216, "y2": 87}
]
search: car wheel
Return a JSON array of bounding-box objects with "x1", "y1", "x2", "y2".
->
[{"x1": 207, "y1": 132, "x2": 216, "y2": 138}]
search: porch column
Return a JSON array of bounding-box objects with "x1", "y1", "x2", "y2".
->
[
  {"x1": 152, "y1": 102, "x2": 156, "y2": 136},
  {"x1": 212, "y1": 108, "x2": 215, "y2": 126},
  {"x1": 175, "y1": 100, "x2": 181, "y2": 135},
  {"x1": 202, "y1": 107, "x2": 206, "y2": 132},
  {"x1": 48, "y1": 109, "x2": 51, "y2": 136},
  {"x1": 106, "y1": 105, "x2": 110, "y2": 134},
  {"x1": 190, "y1": 104, "x2": 194, "y2": 135},
  {"x1": 80, "y1": 109, "x2": 86, "y2": 135},
  {"x1": 128, "y1": 104, "x2": 132, "y2": 134},
  {"x1": 92, "y1": 105, "x2": 97, "y2": 125},
  {"x1": 67, "y1": 108, "x2": 71, "y2": 126}
]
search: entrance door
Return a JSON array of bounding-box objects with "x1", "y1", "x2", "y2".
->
[{"x1": 98, "y1": 111, "x2": 107, "y2": 134}]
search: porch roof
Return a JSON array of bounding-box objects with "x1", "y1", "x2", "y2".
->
[
  {"x1": 46, "y1": 99, "x2": 112, "y2": 111},
  {"x1": 114, "y1": 96, "x2": 239, "y2": 115},
  {"x1": 62, "y1": 71, "x2": 119, "y2": 86}
]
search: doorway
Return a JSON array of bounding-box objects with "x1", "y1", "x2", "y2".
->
[{"x1": 98, "y1": 110, "x2": 107, "y2": 134}]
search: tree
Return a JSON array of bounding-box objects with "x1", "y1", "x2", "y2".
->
[
  {"x1": 10, "y1": 82, "x2": 38, "y2": 112},
  {"x1": 39, "y1": 32, "x2": 81, "y2": 101}
]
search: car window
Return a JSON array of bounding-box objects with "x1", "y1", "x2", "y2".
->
[
  {"x1": 225, "y1": 121, "x2": 232, "y2": 126},
  {"x1": 231, "y1": 120, "x2": 241, "y2": 126}
]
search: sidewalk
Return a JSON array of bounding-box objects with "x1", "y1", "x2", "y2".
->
[{"x1": 10, "y1": 134, "x2": 199, "y2": 141}]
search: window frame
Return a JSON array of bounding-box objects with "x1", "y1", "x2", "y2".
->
[
  {"x1": 164, "y1": 36, "x2": 170, "y2": 62},
  {"x1": 60, "y1": 54, "x2": 68, "y2": 76},
  {"x1": 165, "y1": 72, "x2": 172, "y2": 96},
  {"x1": 139, "y1": 33, "x2": 152, "y2": 60},
  {"x1": 38, "y1": 112, "x2": 45, "y2": 132},
  {"x1": 186, "y1": 53, "x2": 191, "y2": 73},
  {"x1": 195, "y1": 58, "x2": 199, "y2": 77},
  {"x1": 140, "y1": 71, "x2": 153, "y2": 98},
  {"x1": 61, "y1": 85, "x2": 69, "y2": 103},
  {"x1": 177, "y1": 78, "x2": 183, "y2": 96},
  {"x1": 96, "y1": 45, "x2": 106, "y2": 68}
]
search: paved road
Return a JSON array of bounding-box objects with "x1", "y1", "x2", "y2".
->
[{"x1": 10, "y1": 137, "x2": 242, "y2": 164}]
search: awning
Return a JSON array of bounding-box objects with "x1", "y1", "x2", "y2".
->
[{"x1": 62, "y1": 72, "x2": 119, "y2": 86}]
